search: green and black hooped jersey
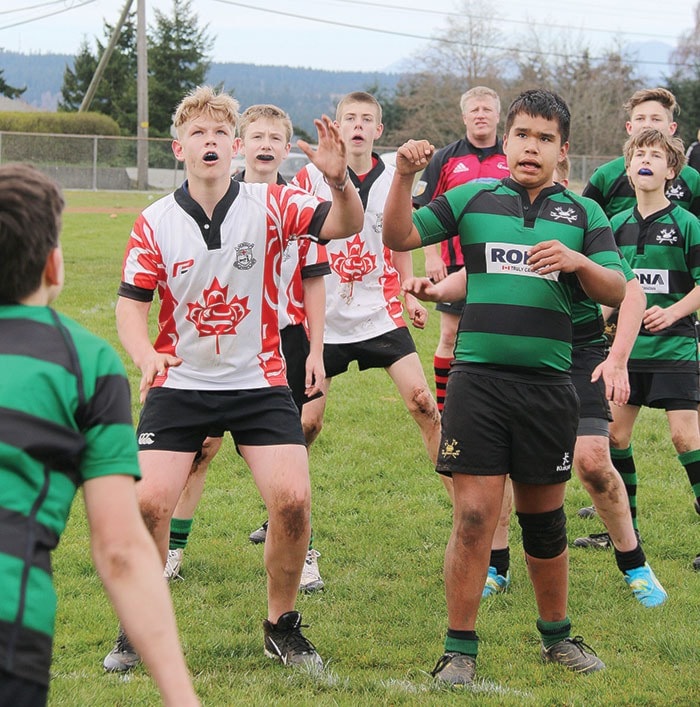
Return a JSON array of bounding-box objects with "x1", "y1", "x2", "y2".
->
[
  {"x1": 0, "y1": 305, "x2": 140, "y2": 686},
  {"x1": 413, "y1": 178, "x2": 623, "y2": 374},
  {"x1": 612, "y1": 203, "x2": 700, "y2": 372},
  {"x1": 583, "y1": 156, "x2": 700, "y2": 218},
  {"x1": 571, "y1": 255, "x2": 636, "y2": 349}
]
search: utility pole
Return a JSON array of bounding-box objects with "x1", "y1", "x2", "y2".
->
[
  {"x1": 136, "y1": 0, "x2": 149, "y2": 190},
  {"x1": 79, "y1": 0, "x2": 135, "y2": 113}
]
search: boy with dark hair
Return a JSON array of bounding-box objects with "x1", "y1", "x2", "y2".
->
[
  {"x1": 608, "y1": 128, "x2": 700, "y2": 571},
  {"x1": 102, "y1": 86, "x2": 363, "y2": 673},
  {"x1": 383, "y1": 89, "x2": 625, "y2": 684},
  {"x1": 0, "y1": 163, "x2": 198, "y2": 706},
  {"x1": 403, "y1": 152, "x2": 668, "y2": 609}
]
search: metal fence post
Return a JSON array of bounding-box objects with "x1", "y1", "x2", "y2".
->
[{"x1": 92, "y1": 136, "x2": 98, "y2": 191}]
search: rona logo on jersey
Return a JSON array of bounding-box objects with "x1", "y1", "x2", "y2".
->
[
  {"x1": 634, "y1": 268, "x2": 669, "y2": 294},
  {"x1": 485, "y1": 243, "x2": 559, "y2": 281},
  {"x1": 138, "y1": 432, "x2": 155, "y2": 445}
]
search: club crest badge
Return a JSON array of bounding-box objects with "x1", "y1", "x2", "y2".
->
[
  {"x1": 440, "y1": 438, "x2": 461, "y2": 459},
  {"x1": 233, "y1": 242, "x2": 256, "y2": 270}
]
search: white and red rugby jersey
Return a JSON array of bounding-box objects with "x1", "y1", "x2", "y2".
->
[
  {"x1": 232, "y1": 171, "x2": 331, "y2": 332},
  {"x1": 294, "y1": 156, "x2": 405, "y2": 344},
  {"x1": 278, "y1": 237, "x2": 330, "y2": 330},
  {"x1": 118, "y1": 179, "x2": 330, "y2": 390}
]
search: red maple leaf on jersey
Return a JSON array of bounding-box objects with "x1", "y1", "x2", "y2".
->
[
  {"x1": 186, "y1": 278, "x2": 250, "y2": 354},
  {"x1": 330, "y1": 235, "x2": 376, "y2": 299}
]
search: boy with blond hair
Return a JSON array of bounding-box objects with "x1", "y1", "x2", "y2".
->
[
  {"x1": 103, "y1": 86, "x2": 363, "y2": 672},
  {"x1": 608, "y1": 128, "x2": 700, "y2": 571},
  {"x1": 165, "y1": 103, "x2": 330, "y2": 592}
]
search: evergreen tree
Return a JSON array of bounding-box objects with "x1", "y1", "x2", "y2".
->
[
  {"x1": 148, "y1": 0, "x2": 213, "y2": 136},
  {"x1": 58, "y1": 15, "x2": 138, "y2": 135},
  {"x1": 58, "y1": 3, "x2": 210, "y2": 137},
  {"x1": 58, "y1": 41, "x2": 98, "y2": 112},
  {"x1": 0, "y1": 68, "x2": 26, "y2": 99}
]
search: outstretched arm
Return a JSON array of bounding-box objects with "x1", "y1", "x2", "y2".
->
[
  {"x1": 391, "y1": 249, "x2": 428, "y2": 329},
  {"x1": 297, "y1": 115, "x2": 364, "y2": 239},
  {"x1": 383, "y1": 140, "x2": 435, "y2": 252},
  {"x1": 403, "y1": 268, "x2": 466, "y2": 303}
]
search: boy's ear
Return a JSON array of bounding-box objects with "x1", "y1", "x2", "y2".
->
[
  {"x1": 375, "y1": 122, "x2": 384, "y2": 140},
  {"x1": 44, "y1": 246, "x2": 64, "y2": 294},
  {"x1": 172, "y1": 139, "x2": 185, "y2": 162},
  {"x1": 668, "y1": 121, "x2": 678, "y2": 136}
]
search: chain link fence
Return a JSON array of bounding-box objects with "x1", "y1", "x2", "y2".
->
[{"x1": 0, "y1": 131, "x2": 615, "y2": 192}]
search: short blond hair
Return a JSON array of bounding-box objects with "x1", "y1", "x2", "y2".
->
[
  {"x1": 624, "y1": 87, "x2": 678, "y2": 120},
  {"x1": 460, "y1": 86, "x2": 501, "y2": 115},
  {"x1": 239, "y1": 104, "x2": 293, "y2": 143},
  {"x1": 172, "y1": 86, "x2": 240, "y2": 136},
  {"x1": 335, "y1": 91, "x2": 382, "y2": 123},
  {"x1": 624, "y1": 128, "x2": 687, "y2": 190}
]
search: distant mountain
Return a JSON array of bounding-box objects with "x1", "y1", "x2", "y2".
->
[
  {"x1": 0, "y1": 49, "x2": 72, "y2": 111},
  {"x1": 0, "y1": 49, "x2": 404, "y2": 134},
  {"x1": 2, "y1": 43, "x2": 675, "y2": 134},
  {"x1": 625, "y1": 41, "x2": 674, "y2": 84},
  {"x1": 207, "y1": 63, "x2": 403, "y2": 135}
]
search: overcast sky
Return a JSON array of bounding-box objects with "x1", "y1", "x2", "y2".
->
[{"x1": 2, "y1": 0, "x2": 697, "y2": 73}]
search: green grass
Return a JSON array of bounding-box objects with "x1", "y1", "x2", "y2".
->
[{"x1": 48, "y1": 190, "x2": 699, "y2": 705}]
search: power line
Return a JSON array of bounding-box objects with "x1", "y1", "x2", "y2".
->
[
  {"x1": 0, "y1": 0, "x2": 96, "y2": 30},
  {"x1": 212, "y1": 0, "x2": 688, "y2": 68},
  {"x1": 326, "y1": 0, "x2": 683, "y2": 42},
  {"x1": 0, "y1": 0, "x2": 88, "y2": 16}
]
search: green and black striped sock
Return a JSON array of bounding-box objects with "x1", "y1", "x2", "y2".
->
[
  {"x1": 537, "y1": 617, "x2": 571, "y2": 648},
  {"x1": 611, "y1": 445, "x2": 638, "y2": 530},
  {"x1": 678, "y1": 449, "x2": 700, "y2": 509},
  {"x1": 169, "y1": 517, "x2": 193, "y2": 551},
  {"x1": 445, "y1": 629, "x2": 479, "y2": 658}
]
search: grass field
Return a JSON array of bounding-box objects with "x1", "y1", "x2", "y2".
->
[{"x1": 47, "y1": 190, "x2": 699, "y2": 705}]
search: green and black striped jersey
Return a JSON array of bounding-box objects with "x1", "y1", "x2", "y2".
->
[
  {"x1": 413, "y1": 178, "x2": 623, "y2": 373},
  {"x1": 0, "y1": 304, "x2": 139, "y2": 686},
  {"x1": 583, "y1": 156, "x2": 700, "y2": 219},
  {"x1": 612, "y1": 203, "x2": 700, "y2": 372},
  {"x1": 571, "y1": 255, "x2": 636, "y2": 349}
]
